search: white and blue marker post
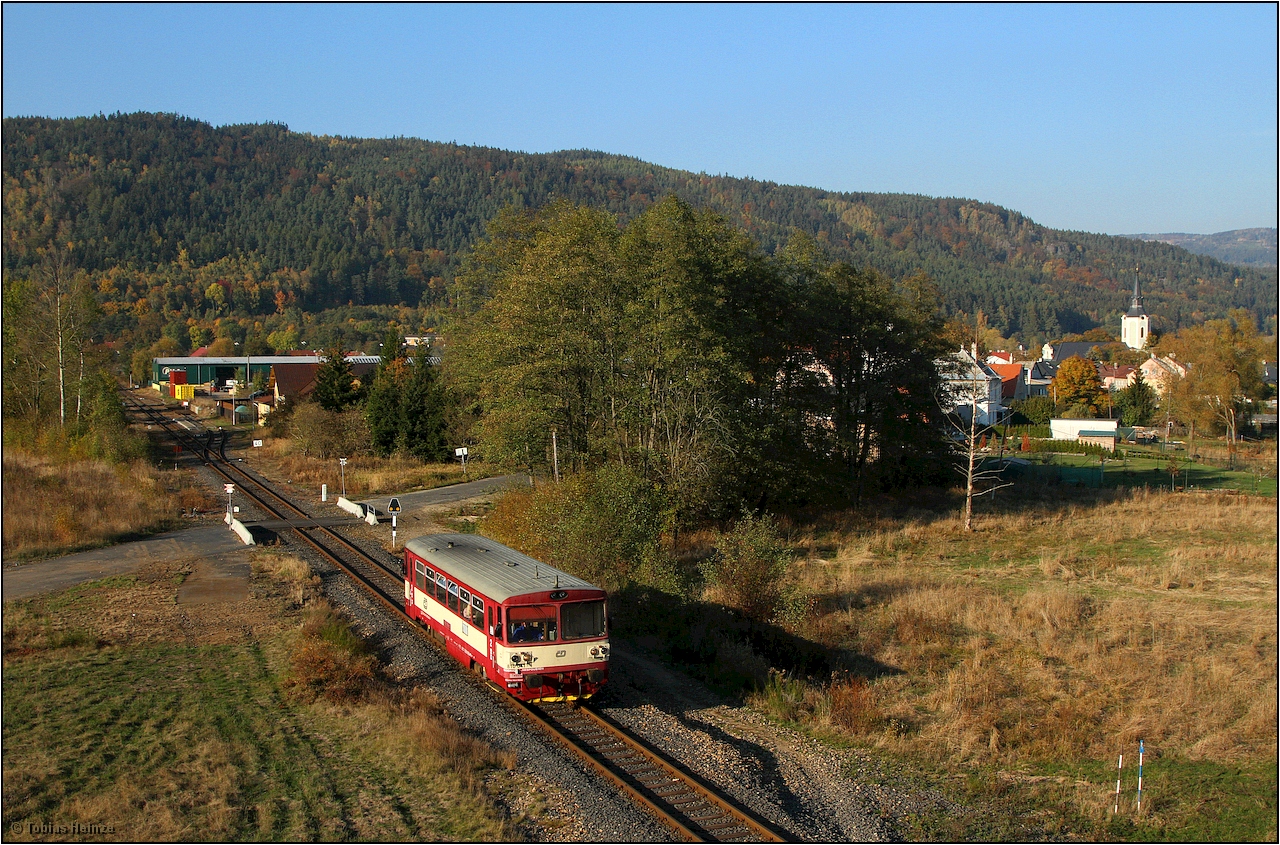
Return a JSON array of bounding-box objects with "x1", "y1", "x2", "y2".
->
[{"x1": 1136, "y1": 739, "x2": 1145, "y2": 813}]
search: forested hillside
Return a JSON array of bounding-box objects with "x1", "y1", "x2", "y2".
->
[
  {"x1": 4, "y1": 112, "x2": 1276, "y2": 351},
  {"x1": 1123, "y1": 228, "x2": 1277, "y2": 269}
]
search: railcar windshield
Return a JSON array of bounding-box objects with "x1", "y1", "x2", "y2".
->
[
  {"x1": 507, "y1": 605, "x2": 557, "y2": 642},
  {"x1": 561, "y1": 600, "x2": 606, "y2": 640}
]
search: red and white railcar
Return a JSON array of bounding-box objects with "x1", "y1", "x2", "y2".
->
[{"x1": 403, "y1": 533, "x2": 609, "y2": 701}]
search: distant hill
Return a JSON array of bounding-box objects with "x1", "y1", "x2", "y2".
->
[
  {"x1": 3, "y1": 113, "x2": 1275, "y2": 347},
  {"x1": 1122, "y1": 229, "x2": 1277, "y2": 269}
]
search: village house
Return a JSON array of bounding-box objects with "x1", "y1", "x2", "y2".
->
[
  {"x1": 1025, "y1": 359, "x2": 1058, "y2": 398},
  {"x1": 937, "y1": 347, "x2": 1007, "y2": 426},
  {"x1": 1139, "y1": 355, "x2": 1188, "y2": 396},
  {"x1": 1098, "y1": 363, "x2": 1136, "y2": 391},
  {"x1": 988, "y1": 362, "x2": 1029, "y2": 403}
]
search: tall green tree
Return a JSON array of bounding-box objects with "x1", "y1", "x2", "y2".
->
[
  {"x1": 451, "y1": 200, "x2": 949, "y2": 516},
  {"x1": 782, "y1": 236, "x2": 949, "y2": 501},
  {"x1": 1115, "y1": 370, "x2": 1158, "y2": 426},
  {"x1": 364, "y1": 357, "x2": 408, "y2": 457},
  {"x1": 452, "y1": 201, "x2": 623, "y2": 473},
  {"x1": 313, "y1": 346, "x2": 360, "y2": 411},
  {"x1": 402, "y1": 345, "x2": 447, "y2": 461}
]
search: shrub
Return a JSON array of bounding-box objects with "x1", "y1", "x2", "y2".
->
[
  {"x1": 700, "y1": 513, "x2": 798, "y2": 624},
  {"x1": 290, "y1": 402, "x2": 371, "y2": 459},
  {"x1": 482, "y1": 463, "x2": 669, "y2": 591},
  {"x1": 284, "y1": 602, "x2": 378, "y2": 703},
  {"x1": 828, "y1": 676, "x2": 883, "y2": 734}
]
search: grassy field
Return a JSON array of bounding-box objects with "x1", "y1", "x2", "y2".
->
[
  {"x1": 1, "y1": 550, "x2": 519, "y2": 841},
  {"x1": 1, "y1": 449, "x2": 217, "y2": 561},
  {"x1": 249, "y1": 436, "x2": 485, "y2": 499},
  {"x1": 1011, "y1": 449, "x2": 1278, "y2": 495},
  {"x1": 747, "y1": 485, "x2": 1278, "y2": 840}
]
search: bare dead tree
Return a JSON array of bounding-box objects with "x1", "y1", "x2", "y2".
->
[{"x1": 939, "y1": 343, "x2": 1013, "y2": 532}]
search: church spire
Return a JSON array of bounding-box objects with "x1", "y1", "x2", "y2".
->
[{"x1": 1126, "y1": 271, "x2": 1145, "y2": 317}]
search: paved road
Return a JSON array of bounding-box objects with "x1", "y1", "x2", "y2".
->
[
  {"x1": 2, "y1": 525, "x2": 246, "y2": 602},
  {"x1": 2, "y1": 475, "x2": 530, "y2": 601},
  {"x1": 352, "y1": 473, "x2": 531, "y2": 514}
]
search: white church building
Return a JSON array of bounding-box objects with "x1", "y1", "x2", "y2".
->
[{"x1": 1121, "y1": 276, "x2": 1150, "y2": 351}]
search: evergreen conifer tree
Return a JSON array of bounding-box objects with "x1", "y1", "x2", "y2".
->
[
  {"x1": 313, "y1": 345, "x2": 359, "y2": 411},
  {"x1": 402, "y1": 345, "x2": 446, "y2": 461},
  {"x1": 1116, "y1": 369, "x2": 1159, "y2": 426}
]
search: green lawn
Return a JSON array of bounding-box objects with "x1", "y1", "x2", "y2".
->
[
  {"x1": 2, "y1": 570, "x2": 511, "y2": 842},
  {"x1": 1004, "y1": 451, "x2": 1277, "y2": 495}
]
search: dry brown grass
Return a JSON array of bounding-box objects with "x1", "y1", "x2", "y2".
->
[
  {"x1": 251, "y1": 437, "x2": 474, "y2": 499},
  {"x1": 283, "y1": 601, "x2": 381, "y2": 704},
  {"x1": 760, "y1": 489, "x2": 1277, "y2": 779},
  {"x1": 1, "y1": 449, "x2": 216, "y2": 560}
]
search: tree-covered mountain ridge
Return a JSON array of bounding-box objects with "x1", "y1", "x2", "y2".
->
[
  {"x1": 1121, "y1": 229, "x2": 1277, "y2": 269},
  {"x1": 4, "y1": 112, "x2": 1275, "y2": 344}
]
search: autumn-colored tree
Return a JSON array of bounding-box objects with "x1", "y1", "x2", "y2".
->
[
  {"x1": 1051, "y1": 356, "x2": 1106, "y2": 417},
  {"x1": 1159, "y1": 311, "x2": 1272, "y2": 456}
]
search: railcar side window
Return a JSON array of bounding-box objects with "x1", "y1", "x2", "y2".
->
[
  {"x1": 491, "y1": 607, "x2": 503, "y2": 640},
  {"x1": 414, "y1": 562, "x2": 427, "y2": 592},
  {"x1": 459, "y1": 588, "x2": 471, "y2": 617},
  {"x1": 562, "y1": 600, "x2": 607, "y2": 639},
  {"x1": 447, "y1": 581, "x2": 459, "y2": 613},
  {"x1": 507, "y1": 605, "x2": 557, "y2": 642},
  {"x1": 434, "y1": 572, "x2": 447, "y2": 602},
  {"x1": 470, "y1": 596, "x2": 484, "y2": 627}
]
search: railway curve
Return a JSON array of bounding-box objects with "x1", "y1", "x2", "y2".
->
[{"x1": 122, "y1": 390, "x2": 798, "y2": 842}]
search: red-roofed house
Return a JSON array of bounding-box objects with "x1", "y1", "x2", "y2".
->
[
  {"x1": 989, "y1": 363, "x2": 1028, "y2": 402},
  {"x1": 1098, "y1": 364, "x2": 1136, "y2": 391},
  {"x1": 271, "y1": 362, "x2": 321, "y2": 404}
]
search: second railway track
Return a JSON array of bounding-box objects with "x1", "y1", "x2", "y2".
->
[{"x1": 124, "y1": 389, "x2": 793, "y2": 843}]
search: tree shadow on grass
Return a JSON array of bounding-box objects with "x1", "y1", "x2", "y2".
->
[{"x1": 612, "y1": 584, "x2": 902, "y2": 694}]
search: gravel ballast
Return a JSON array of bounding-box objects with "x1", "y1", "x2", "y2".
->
[{"x1": 218, "y1": 459, "x2": 949, "y2": 842}]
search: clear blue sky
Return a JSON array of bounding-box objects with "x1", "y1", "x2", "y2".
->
[{"x1": 3, "y1": 3, "x2": 1275, "y2": 235}]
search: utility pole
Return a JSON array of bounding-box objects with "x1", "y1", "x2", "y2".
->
[{"x1": 551, "y1": 427, "x2": 560, "y2": 482}]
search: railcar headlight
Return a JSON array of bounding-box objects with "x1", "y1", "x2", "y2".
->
[{"x1": 510, "y1": 654, "x2": 522, "y2": 665}]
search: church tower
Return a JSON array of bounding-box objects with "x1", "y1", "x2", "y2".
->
[{"x1": 1121, "y1": 274, "x2": 1150, "y2": 350}]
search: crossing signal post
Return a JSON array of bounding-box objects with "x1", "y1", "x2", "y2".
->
[{"x1": 388, "y1": 497, "x2": 401, "y2": 549}]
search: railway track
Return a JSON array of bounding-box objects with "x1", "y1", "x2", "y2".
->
[
  {"x1": 124, "y1": 389, "x2": 792, "y2": 843},
  {"x1": 522, "y1": 700, "x2": 787, "y2": 842}
]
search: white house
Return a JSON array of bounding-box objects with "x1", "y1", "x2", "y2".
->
[{"x1": 938, "y1": 347, "x2": 1007, "y2": 426}]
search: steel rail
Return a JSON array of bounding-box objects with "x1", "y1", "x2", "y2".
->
[
  {"x1": 124, "y1": 393, "x2": 406, "y2": 615},
  {"x1": 526, "y1": 701, "x2": 790, "y2": 843},
  {"x1": 125, "y1": 389, "x2": 792, "y2": 843},
  {"x1": 515, "y1": 700, "x2": 706, "y2": 842}
]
